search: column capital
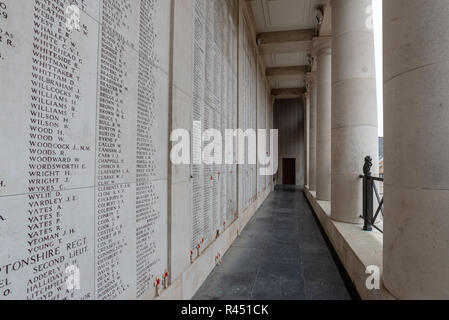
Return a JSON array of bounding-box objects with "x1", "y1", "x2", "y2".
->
[
  {"x1": 305, "y1": 71, "x2": 317, "y2": 81},
  {"x1": 312, "y1": 37, "x2": 332, "y2": 57},
  {"x1": 307, "y1": 54, "x2": 317, "y2": 72},
  {"x1": 303, "y1": 92, "x2": 310, "y2": 105},
  {"x1": 305, "y1": 72, "x2": 317, "y2": 92},
  {"x1": 317, "y1": 0, "x2": 332, "y2": 36}
]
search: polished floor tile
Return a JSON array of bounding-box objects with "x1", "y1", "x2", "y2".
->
[{"x1": 193, "y1": 186, "x2": 354, "y2": 300}]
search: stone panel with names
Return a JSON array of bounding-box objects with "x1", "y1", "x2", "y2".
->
[
  {"x1": 0, "y1": 0, "x2": 169, "y2": 300},
  {"x1": 239, "y1": 16, "x2": 257, "y2": 212},
  {"x1": 257, "y1": 64, "x2": 268, "y2": 195},
  {"x1": 192, "y1": 0, "x2": 237, "y2": 250}
]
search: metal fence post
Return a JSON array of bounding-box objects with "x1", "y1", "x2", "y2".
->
[{"x1": 363, "y1": 156, "x2": 373, "y2": 231}]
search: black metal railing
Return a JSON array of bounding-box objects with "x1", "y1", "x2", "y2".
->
[{"x1": 360, "y1": 156, "x2": 384, "y2": 233}]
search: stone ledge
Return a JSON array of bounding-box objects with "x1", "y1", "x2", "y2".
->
[
  {"x1": 153, "y1": 188, "x2": 272, "y2": 300},
  {"x1": 304, "y1": 186, "x2": 396, "y2": 300}
]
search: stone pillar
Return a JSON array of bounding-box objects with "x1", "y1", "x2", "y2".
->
[
  {"x1": 303, "y1": 92, "x2": 310, "y2": 187},
  {"x1": 331, "y1": 0, "x2": 378, "y2": 223},
  {"x1": 383, "y1": 0, "x2": 449, "y2": 299},
  {"x1": 306, "y1": 72, "x2": 317, "y2": 191},
  {"x1": 314, "y1": 37, "x2": 332, "y2": 201}
]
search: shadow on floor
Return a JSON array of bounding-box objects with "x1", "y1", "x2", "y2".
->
[{"x1": 193, "y1": 185, "x2": 360, "y2": 300}]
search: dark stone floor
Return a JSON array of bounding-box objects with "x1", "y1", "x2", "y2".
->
[{"x1": 193, "y1": 186, "x2": 357, "y2": 300}]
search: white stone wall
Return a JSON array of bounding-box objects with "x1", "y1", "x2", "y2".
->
[
  {"x1": 0, "y1": 0, "x2": 273, "y2": 300},
  {"x1": 0, "y1": 0, "x2": 171, "y2": 300},
  {"x1": 163, "y1": 0, "x2": 273, "y2": 300},
  {"x1": 191, "y1": 0, "x2": 239, "y2": 252},
  {"x1": 238, "y1": 13, "x2": 258, "y2": 213}
]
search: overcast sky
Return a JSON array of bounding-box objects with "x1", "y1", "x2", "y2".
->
[{"x1": 373, "y1": 0, "x2": 383, "y2": 137}]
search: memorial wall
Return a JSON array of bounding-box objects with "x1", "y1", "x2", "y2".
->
[
  {"x1": 0, "y1": 0, "x2": 274, "y2": 301},
  {"x1": 191, "y1": 0, "x2": 271, "y2": 251},
  {"x1": 239, "y1": 15, "x2": 258, "y2": 213},
  {"x1": 257, "y1": 61, "x2": 269, "y2": 195},
  {"x1": 0, "y1": 0, "x2": 170, "y2": 300},
  {"x1": 192, "y1": 0, "x2": 239, "y2": 250}
]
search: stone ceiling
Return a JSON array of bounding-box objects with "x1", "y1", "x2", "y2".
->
[{"x1": 248, "y1": 0, "x2": 321, "y2": 91}]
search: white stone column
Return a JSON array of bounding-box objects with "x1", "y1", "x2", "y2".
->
[
  {"x1": 331, "y1": 0, "x2": 378, "y2": 223},
  {"x1": 306, "y1": 72, "x2": 318, "y2": 191},
  {"x1": 383, "y1": 0, "x2": 449, "y2": 300},
  {"x1": 314, "y1": 37, "x2": 332, "y2": 201},
  {"x1": 303, "y1": 92, "x2": 310, "y2": 187}
]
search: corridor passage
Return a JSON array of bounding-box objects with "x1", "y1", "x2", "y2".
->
[{"x1": 194, "y1": 186, "x2": 355, "y2": 300}]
